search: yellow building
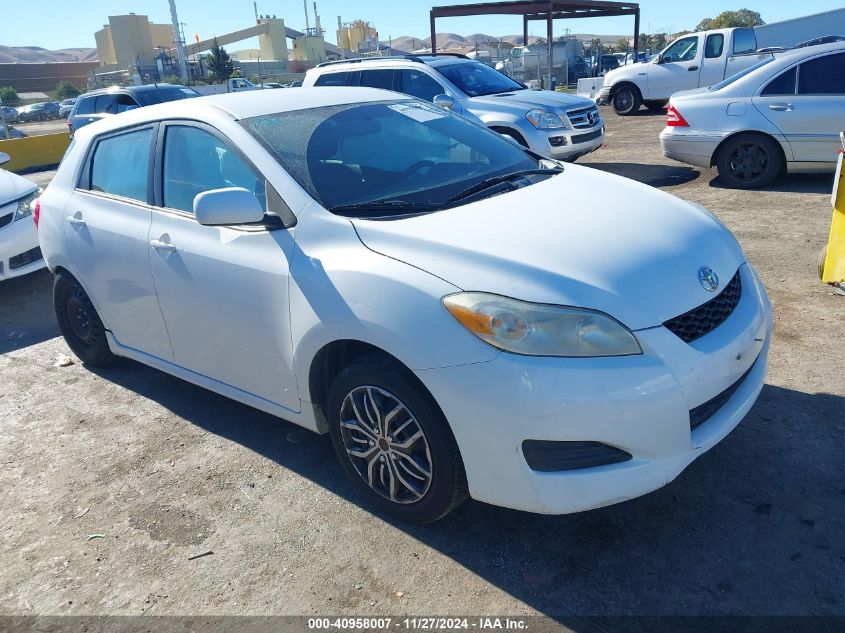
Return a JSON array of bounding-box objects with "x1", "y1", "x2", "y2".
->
[
  {"x1": 95, "y1": 14, "x2": 174, "y2": 71},
  {"x1": 337, "y1": 20, "x2": 377, "y2": 54},
  {"x1": 292, "y1": 35, "x2": 327, "y2": 65}
]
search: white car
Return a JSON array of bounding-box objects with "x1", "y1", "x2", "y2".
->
[
  {"x1": 661, "y1": 42, "x2": 845, "y2": 189},
  {"x1": 36, "y1": 88, "x2": 771, "y2": 523},
  {"x1": 0, "y1": 152, "x2": 43, "y2": 280}
]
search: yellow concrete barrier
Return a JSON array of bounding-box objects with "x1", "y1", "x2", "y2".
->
[{"x1": 0, "y1": 132, "x2": 70, "y2": 173}]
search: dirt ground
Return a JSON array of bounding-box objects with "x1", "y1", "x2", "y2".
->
[{"x1": 1, "y1": 109, "x2": 843, "y2": 624}]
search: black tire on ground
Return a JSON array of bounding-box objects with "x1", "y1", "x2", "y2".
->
[
  {"x1": 327, "y1": 354, "x2": 468, "y2": 523},
  {"x1": 716, "y1": 133, "x2": 783, "y2": 190},
  {"x1": 612, "y1": 84, "x2": 642, "y2": 115},
  {"x1": 53, "y1": 272, "x2": 117, "y2": 366},
  {"x1": 818, "y1": 245, "x2": 828, "y2": 281},
  {"x1": 645, "y1": 100, "x2": 667, "y2": 111}
]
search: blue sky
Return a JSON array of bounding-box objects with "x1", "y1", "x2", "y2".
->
[{"x1": 3, "y1": 1, "x2": 844, "y2": 50}]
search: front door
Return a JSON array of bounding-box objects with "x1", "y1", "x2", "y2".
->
[
  {"x1": 147, "y1": 122, "x2": 300, "y2": 411},
  {"x1": 648, "y1": 35, "x2": 703, "y2": 100},
  {"x1": 754, "y1": 52, "x2": 845, "y2": 165},
  {"x1": 63, "y1": 124, "x2": 172, "y2": 359}
]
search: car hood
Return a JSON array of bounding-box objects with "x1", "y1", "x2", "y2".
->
[
  {"x1": 0, "y1": 168, "x2": 38, "y2": 206},
  {"x1": 468, "y1": 90, "x2": 595, "y2": 113},
  {"x1": 351, "y1": 164, "x2": 745, "y2": 330}
]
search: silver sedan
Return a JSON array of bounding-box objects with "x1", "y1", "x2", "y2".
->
[{"x1": 660, "y1": 42, "x2": 845, "y2": 189}]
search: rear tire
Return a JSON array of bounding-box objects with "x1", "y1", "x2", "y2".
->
[
  {"x1": 612, "y1": 85, "x2": 641, "y2": 115},
  {"x1": 327, "y1": 354, "x2": 467, "y2": 523},
  {"x1": 53, "y1": 272, "x2": 116, "y2": 366},
  {"x1": 716, "y1": 133, "x2": 783, "y2": 189}
]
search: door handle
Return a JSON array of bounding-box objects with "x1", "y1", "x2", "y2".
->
[
  {"x1": 768, "y1": 103, "x2": 794, "y2": 111},
  {"x1": 66, "y1": 214, "x2": 86, "y2": 227},
  {"x1": 150, "y1": 239, "x2": 176, "y2": 253},
  {"x1": 688, "y1": 66, "x2": 699, "y2": 71}
]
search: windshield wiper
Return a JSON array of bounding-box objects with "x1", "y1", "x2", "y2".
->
[
  {"x1": 329, "y1": 199, "x2": 446, "y2": 217},
  {"x1": 446, "y1": 168, "x2": 562, "y2": 203}
]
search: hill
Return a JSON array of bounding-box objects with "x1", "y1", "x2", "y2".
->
[
  {"x1": 0, "y1": 46, "x2": 98, "y2": 63},
  {"x1": 390, "y1": 32, "x2": 627, "y2": 52}
]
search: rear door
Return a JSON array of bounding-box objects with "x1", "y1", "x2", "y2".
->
[
  {"x1": 647, "y1": 35, "x2": 702, "y2": 99},
  {"x1": 698, "y1": 32, "x2": 726, "y2": 88},
  {"x1": 754, "y1": 52, "x2": 845, "y2": 164},
  {"x1": 63, "y1": 124, "x2": 172, "y2": 359}
]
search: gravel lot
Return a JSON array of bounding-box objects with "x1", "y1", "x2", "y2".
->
[{"x1": 1, "y1": 109, "x2": 843, "y2": 622}]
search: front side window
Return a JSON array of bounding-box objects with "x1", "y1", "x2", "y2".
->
[
  {"x1": 761, "y1": 67, "x2": 796, "y2": 96},
  {"x1": 400, "y1": 69, "x2": 445, "y2": 102},
  {"x1": 705, "y1": 34, "x2": 724, "y2": 59},
  {"x1": 662, "y1": 36, "x2": 698, "y2": 63},
  {"x1": 798, "y1": 53, "x2": 845, "y2": 95},
  {"x1": 436, "y1": 62, "x2": 525, "y2": 97},
  {"x1": 242, "y1": 100, "x2": 540, "y2": 213},
  {"x1": 162, "y1": 125, "x2": 266, "y2": 214},
  {"x1": 89, "y1": 127, "x2": 153, "y2": 202}
]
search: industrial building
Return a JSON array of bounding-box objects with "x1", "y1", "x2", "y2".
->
[{"x1": 94, "y1": 14, "x2": 175, "y2": 72}]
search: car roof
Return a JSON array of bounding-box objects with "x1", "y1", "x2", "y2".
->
[
  {"x1": 312, "y1": 55, "x2": 475, "y2": 73},
  {"x1": 71, "y1": 87, "x2": 408, "y2": 141},
  {"x1": 79, "y1": 83, "x2": 188, "y2": 98}
]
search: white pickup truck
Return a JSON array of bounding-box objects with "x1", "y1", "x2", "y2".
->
[{"x1": 597, "y1": 27, "x2": 772, "y2": 115}]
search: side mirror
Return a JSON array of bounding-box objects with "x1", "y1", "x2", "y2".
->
[
  {"x1": 655, "y1": 53, "x2": 664, "y2": 64},
  {"x1": 0, "y1": 152, "x2": 9, "y2": 166},
  {"x1": 433, "y1": 94, "x2": 455, "y2": 110},
  {"x1": 194, "y1": 187, "x2": 265, "y2": 226}
]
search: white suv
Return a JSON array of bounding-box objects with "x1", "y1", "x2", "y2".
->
[
  {"x1": 36, "y1": 89, "x2": 770, "y2": 523},
  {"x1": 304, "y1": 55, "x2": 604, "y2": 162}
]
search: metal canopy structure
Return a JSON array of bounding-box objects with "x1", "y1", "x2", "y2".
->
[{"x1": 430, "y1": 0, "x2": 640, "y2": 88}]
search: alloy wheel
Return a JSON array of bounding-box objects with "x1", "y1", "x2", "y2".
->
[
  {"x1": 728, "y1": 142, "x2": 769, "y2": 183},
  {"x1": 339, "y1": 386, "x2": 433, "y2": 504}
]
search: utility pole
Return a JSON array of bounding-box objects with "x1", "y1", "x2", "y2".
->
[{"x1": 168, "y1": 0, "x2": 189, "y2": 83}]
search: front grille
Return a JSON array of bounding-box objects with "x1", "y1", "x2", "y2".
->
[
  {"x1": 571, "y1": 128, "x2": 603, "y2": 144},
  {"x1": 689, "y1": 360, "x2": 756, "y2": 431},
  {"x1": 0, "y1": 212, "x2": 13, "y2": 229},
  {"x1": 9, "y1": 246, "x2": 42, "y2": 270},
  {"x1": 664, "y1": 270, "x2": 742, "y2": 343},
  {"x1": 566, "y1": 105, "x2": 601, "y2": 129}
]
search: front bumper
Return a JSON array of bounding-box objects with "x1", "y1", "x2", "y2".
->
[
  {"x1": 660, "y1": 127, "x2": 728, "y2": 169},
  {"x1": 0, "y1": 212, "x2": 45, "y2": 281},
  {"x1": 525, "y1": 123, "x2": 605, "y2": 161},
  {"x1": 595, "y1": 86, "x2": 612, "y2": 106},
  {"x1": 417, "y1": 263, "x2": 771, "y2": 514}
]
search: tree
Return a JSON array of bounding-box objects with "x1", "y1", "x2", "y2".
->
[
  {"x1": 695, "y1": 9, "x2": 764, "y2": 31},
  {"x1": 615, "y1": 37, "x2": 630, "y2": 52},
  {"x1": 55, "y1": 81, "x2": 81, "y2": 100},
  {"x1": 205, "y1": 38, "x2": 233, "y2": 81},
  {"x1": 0, "y1": 86, "x2": 18, "y2": 106}
]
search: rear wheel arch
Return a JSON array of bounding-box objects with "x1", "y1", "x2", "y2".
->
[{"x1": 710, "y1": 130, "x2": 788, "y2": 169}]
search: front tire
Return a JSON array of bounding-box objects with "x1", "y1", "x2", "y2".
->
[
  {"x1": 716, "y1": 133, "x2": 783, "y2": 189},
  {"x1": 53, "y1": 272, "x2": 116, "y2": 366},
  {"x1": 327, "y1": 355, "x2": 467, "y2": 523},
  {"x1": 612, "y1": 85, "x2": 641, "y2": 115}
]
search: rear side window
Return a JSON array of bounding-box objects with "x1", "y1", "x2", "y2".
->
[
  {"x1": 315, "y1": 72, "x2": 349, "y2": 86},
  {"x1": 798, "y1": 53, "x2": 845, "y2": 94},
  {"x1": 75, "y1": 97, "x2": 96, "y2": 115},
  {"x1": 705, "y1": 34, "x2": 724, "y2": 59},
  {"x1": 761, "y1": 67, "x2": 796, "y2": 96},
  {"x1": 89, "y1": 127, "x2": 153, "y2": 202},
  {"x1": 732, "y1": 29, "x2": 757, "y2": 55},
  {"x1": 359, "y1": 69, "x2": 397, "y2": 91},
  {"x1": 162, "y1": 126, "x2": 266, "y2": 214},
  {"x1": 399, "y1": 69, "x2": 445, "y2": 102}
]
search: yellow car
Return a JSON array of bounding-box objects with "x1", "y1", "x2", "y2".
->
[{"x1": 820, "y1": 132, "x2": 845, "y2": 289}]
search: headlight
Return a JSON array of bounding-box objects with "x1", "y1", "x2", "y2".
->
[
  {"x1": 525, "y1": 109, "x2": 566, "y2": 129},
  {"x1": 13, "y1": 191, "x2": 39, "y2": 222},
  {"x1": 443, "y1": 292, "x2": 642, "y2": 357}
]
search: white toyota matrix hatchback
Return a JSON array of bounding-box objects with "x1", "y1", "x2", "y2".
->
[{"x1": 36, "y1": 88, "x2": 771, "y2": 523}]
